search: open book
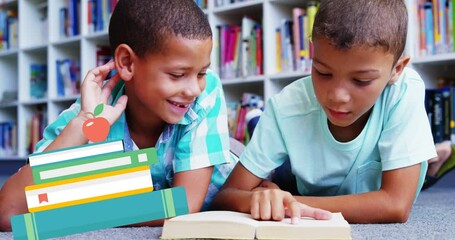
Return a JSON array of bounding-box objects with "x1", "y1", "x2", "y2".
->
[{"x1": 161, "y1": 210, "x2": 351, "y2": 240}]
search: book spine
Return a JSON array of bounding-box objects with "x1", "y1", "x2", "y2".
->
[
  {"x1": 12, "y1": 186, "x2": 189, "y2": 240},
  {"x1": 292, "y1": 8, "x2": 304, "y2": 71},
  {"x1": 28, "y1": 139, "x2": 124, "y2": 167},
  {"x1": 32, "y1": 147, "x2": 157, "y2": 184},
  {"x1": 26, "y1": 166, "x2": 153, "y2": 212},
  {"x1": 432, "y1": 89, "x2": 444, "y2": 143},
  {"x1": 451, "y1": 86, "x2": 455, "y2": 144},
  {"x1": 425, "y1": 2, "x2": 435, "y2": 55},
  {"x1": 442, "y1": 87, "x2": 451, "y2": 141}
]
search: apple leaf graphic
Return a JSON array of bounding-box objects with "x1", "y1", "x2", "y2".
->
[{"x1": 94, "y1": 103, "x2": 104, "y2": 117}]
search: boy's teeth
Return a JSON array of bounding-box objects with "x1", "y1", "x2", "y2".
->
[{"x1": 171, "y1": 101, "x2": 188, "y2": 108}]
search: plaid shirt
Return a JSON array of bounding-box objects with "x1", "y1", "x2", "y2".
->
[{"x1": 35, "y1": 70, "x2": 237, "y2": 210}]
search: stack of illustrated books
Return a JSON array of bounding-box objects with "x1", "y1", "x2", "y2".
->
[{"x1": 11, "y1": 139, "x2": 189, "y2": 239}]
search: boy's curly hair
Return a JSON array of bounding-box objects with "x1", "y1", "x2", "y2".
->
[
  {"x1": 313, "y1": 0, "x2": 408, "y2": 64},
  {"x1": 109, "y1": 0, "x2": 212, "y2": 58}
]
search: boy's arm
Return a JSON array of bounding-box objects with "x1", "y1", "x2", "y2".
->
[
  {"x1": 0, "y1": 165, "x2": 32, "y2": 231},
  {"x1": 173, "y1": 167, "x2": 214, "y2": 213},
  {"x1": 0, "y1": 116, "x2": 91, "y2": 231},
  {"x1": 212, "y1": 163, "x2": 331, "y2": 223},
  {"x1": 294, "y1": 163, "x2": 422, "y2": 223},
  {"x1": 212, "y1": 162, "x2": 263, "y2": 213}
]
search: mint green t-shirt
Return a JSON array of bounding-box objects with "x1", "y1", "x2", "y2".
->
[{"x1": 240, "y1": 67, "x2": 436, "y2": 199}]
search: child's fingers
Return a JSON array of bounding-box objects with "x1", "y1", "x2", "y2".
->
[
  {"x1": 298, "y1": 203, "x2": 332, "y2": 220},
  {"x1": 250, "y1": 194, "x2": 261, "y2": 219},
  {"x1": 101, "y1": 73, "x2": 121, "y2": 100},
  {"x1": 270, "y1": 192, "x2": 286, "y2": 221},
  {"x1": 283, "y1": 195, "x2": 301, "y2": 224},
  {"x1": 258, "y1": 192, "x2": 272, "y2": 220},
  {"x1": 96, "y1": 61, "x2": 116, "y2": 84},
  {"x1": 113, "y1": 95, "x2": 128, "y2": 116},
  {"x1": 84, "y1": 61, "x2": 115, "y2": 86},
  {"x1": 250, "y1": 190, "x2": 274, "y2": 220}
]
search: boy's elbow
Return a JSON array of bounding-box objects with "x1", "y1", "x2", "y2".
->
[
  {"x1": 0, "y1": 210, "x2": 13, "y2": 232},
  {"x1": 394, "y1": 206, "x2": 411, "y2": 223},
  {"x1": 386, "y1": 202, "x2": 412, "y2": 223}
]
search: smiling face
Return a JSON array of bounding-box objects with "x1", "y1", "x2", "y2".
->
[
  {"x1": 311, "y1": 37, "x2": 397, "y2": 134},
  {"x1": 124, "y1": 35, "x2": 212, "y2": 125}
]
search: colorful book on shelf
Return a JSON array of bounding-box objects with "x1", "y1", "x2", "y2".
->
[
  {"x1": 275, "y1": 27, "x2": 282, "y2": 72},
  {"x1": 28, "y1": 110, "x2": 46, "y2": 155},
  {"x1": 26, "y1": 165, "x2": 153, "y2": 212},
  {"x1": 280, "y1": 19, "x2": 293, "y2": 72},
  {"x1": 450, "y1": 86, "x2": 455, "y2": 144},
  {"x1": 30, "y1": 63, "x2": 48, "y2": 99},
  {"x1": 56, "y1": 58, "x2": 81, "y2": 97},
  {"x1": 255, "y1": 24, "x2": 263, "y2": 75},
  {"x1": 12, "y1": 186, "x2": 189, "y2": 240},
  {"x1": 28, "y1": 139, "x2": 124, "y2": 167},
  {"x1": 452, "y1": 0, "x2": 455, "y2": 52},
  {"x1": 292, "y1": 7, "x2": 305, "y2": 70},
  {"x1": 241, "y1": 16, "x2": 258, "y2": 77},
  {"x1": 161, "y1": 211, "x2": 351, "y2": 240},
  {"x1": 306, "y1": 1, "x2": 318, "y2": 58},
  {"x1": 31, "y1": 146, "x2": 157, "y2": 184}
]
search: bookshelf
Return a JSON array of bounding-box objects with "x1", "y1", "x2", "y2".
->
[
  {"x1": 0, "y1": 0, "x2": 114, "y2": 187},
  {"x1": 405, "y1": 0, "x2": 455, "y2": 145},
  {"x1": 0, "y1": 0, "x2": 452, "y2": 186}
]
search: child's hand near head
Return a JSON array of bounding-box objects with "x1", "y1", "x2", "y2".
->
[{"x1": 77, "y1": 60, "x2": 128, "y2": 127}]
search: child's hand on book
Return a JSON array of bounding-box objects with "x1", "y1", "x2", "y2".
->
[
  {"x1": 250, "y1": 188, "x2": 332, "y2": 224},
  {"x1": 78, "y1": 60, "x2": 128, "y2": 126}
]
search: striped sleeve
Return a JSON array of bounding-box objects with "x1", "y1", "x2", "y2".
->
[{"x1": 34, "y1": 101, "x2": 81, "y2": 153}]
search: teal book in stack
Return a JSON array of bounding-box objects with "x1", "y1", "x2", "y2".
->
[
  {"x1": 11, "y1": 187, "x2": 188, "y2": 240},
  {"x1": 11, "y1": 139, "x2": 189, "y2": 239}
]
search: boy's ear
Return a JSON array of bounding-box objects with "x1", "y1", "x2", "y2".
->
[
  {"x1": 388, "y1": 56, "x2": 410, "y2": 85},
  {"x1": 114, "y1": 44, "x2": 136, "y2": 81}
]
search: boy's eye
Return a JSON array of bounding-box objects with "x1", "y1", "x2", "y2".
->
[
  {"x1": 315, "y1": 69, "x2": 332, "y2": 78},
  {"x1": 198, "y1": 72, "x2": 207, "y2": 78},
  {"x1": 169, "y1": 73, "x2": 184, "y2": 78},
  {"x1": 353, "y1": 79, "x2": 371, "y2": 86}
]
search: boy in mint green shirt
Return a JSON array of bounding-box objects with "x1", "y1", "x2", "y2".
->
[
  {"x1": 0, "y1": 0, "x2": 237, "y2": 231},
  {"x1": 213, "y1": 0, "x2": 436, "y2": 224}
]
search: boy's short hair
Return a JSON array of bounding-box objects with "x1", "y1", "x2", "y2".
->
[
  {"x1": 109, "y1": 0, "x2": 212, "y2": 58},
  {"x1": 313, "y1": 0, "x2": 407, "y2": 64}
]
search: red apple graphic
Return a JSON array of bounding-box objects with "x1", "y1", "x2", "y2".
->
[{"x1": 82, "y1": 103, "x2": 110, "y2": 142}]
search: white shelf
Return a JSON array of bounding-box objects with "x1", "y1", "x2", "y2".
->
[
  {"x1": 51, "y1": 95, "x2": 79, "y2": 103},
  {"x1": 22, "y1": 99, "x2": 48, "y2": 106},
  {"x1": 0, "y1": 49, "x2": 19, "y2": 57},
  {"x1": 22, "y1": 45, "x2": 47, "y2": 53},
  {"x1": 269, "y1": 70, "x2": 310, "y2": 81},
  {"x1": 0, "y1": 156, "x2": 26, "y2": 162},
  {"x1": 213, "y1": 0, "x2": 263, "y2": 13},
  {"x1": 0, "y1": 101, "x2": 19, "y2": 109},
  {"x1": 412, "y1": 53, "x2": 455, "y2": 65},
  {"x1": 52, "y1": 36, "x2": 82, "y2": 46},
  {"x1": 221, "y1": 75, "x2": 264, "y2": 85}
]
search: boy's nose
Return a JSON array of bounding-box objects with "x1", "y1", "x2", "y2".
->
[
  {"x1": 328, "y1": 86, "x2": 350, "y2": 103},
  {"x1": 182, "y1": 77, "x2": 202, "y2": 97}
]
